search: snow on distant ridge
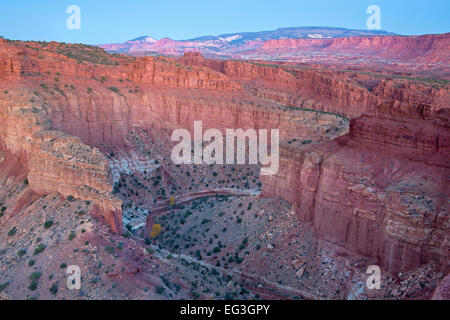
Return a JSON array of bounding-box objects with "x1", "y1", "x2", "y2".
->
[
  {"x1": 143, "y1": 36, "x2": 157, "y2": 43},
  {"x1": 218, "y1": 35, "x2": 242, "y2": 42},
  {"x1": 306, "y1": 34, "x2": 332, "y2": 39}
]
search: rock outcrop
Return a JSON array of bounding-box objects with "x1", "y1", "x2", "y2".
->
[
  {"x1": 28, "y1": 130, "x2": 123, "y2": 232},
  {"x1": 0, "y1": 99, "x2": 123, "y2": 233},
  {"x1": 261, "y1": 105, "x2": 450, "y2": 273},
  {"x1": 432, "y1": 273, "x2": 450, "y2": 300},
  {"x1": 260, "y1": 33, "x2": 450, "y2": 59}
]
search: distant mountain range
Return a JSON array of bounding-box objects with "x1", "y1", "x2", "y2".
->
[
  {"x1": 99, "y1": 27, "x2": 449, "y2": 76},
  {"x1": 99, "y1": 26, "x2": 397, "y2": 57}
]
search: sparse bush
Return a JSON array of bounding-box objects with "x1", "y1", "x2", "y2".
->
[
  {"x1": 34, "y1": 244, "x2": 46, "y2": 255},
  {"x1": 7, "y1": 226, "x2": 17, "y2": 237},
  {"x1": 191, "y1": 291, "x2": 200, "y2": 299},
  {"x1": 44, "y1": 220, "x2": 54, "y2": 229},
  {"x1": 68, "y1": 231, "x2": 76, "y2": 241},
  {"x1": 28, "y1": 280, "x2": 38, "y2": 291},
  {"x1": 49, "y1": 283, "x2": 58, "y2": 295},
  {"x1": 155, "y1": 286, "x2": 165, "y2": 294},
  {"x1": 0, "y1": 282, "x2": 9, "y2": 292},
  {"x1": 149, "y1": 224, "x2": 162, "y2": 238},
  {"x1": 105, "y1": 246, "x2": 115, "y2": 254},
  {"x1": 17, "y1": 249, "x2": 27, "y2": 257},
  {"x1": 29, "y1": 272, "x2": 42, "y2": 280}
]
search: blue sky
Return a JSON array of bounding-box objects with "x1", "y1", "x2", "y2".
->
[{"x1": 0, "y1": 0, "x2": 449, "y2": 44}]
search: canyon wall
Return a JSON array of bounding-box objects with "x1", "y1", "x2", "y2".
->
[
  {"x1": 260, "y1": 34, "x2": 450, "y2": 56},
  {"x1": 0, "y1": 97, "x2": 123, "y2": 233},
  {"x1": 0, "y1": 40, "x2": 240, "y2": 91},
  {"x1": 179, "y1": 52, "x2": 447, "y2": 119},
  {"x1": 261, "y1": 105, "x2": 450, "y2": 273}
]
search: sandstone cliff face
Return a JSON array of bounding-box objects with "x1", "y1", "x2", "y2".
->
[
  {"x1": 0, "y1": 41, "x2": 239, "y2": 91},
  {"x1": 178, "y1": 52, "x2": 447, "y2": 119},
  {"x1": 261, "y1": 107, "x2": 450, "y2": 273},
  {"x1": 259, "y1": 33, "x2": 450, "y2": 66},
  {"x1": 0, "y1": 95, "x2": 123, "y2": 233},
  {"x1": 261, "y1": 34, "x2": 449, "y2": 52},
  {"x1": 28, "y1": 130, "x2": 122, "y2": 232}
]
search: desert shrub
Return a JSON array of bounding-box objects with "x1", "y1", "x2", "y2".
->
[
  {"x1": 17, "y1": 249, "x2": 27, "y2": 257},
  {"x1": 155, "y1": 286, "x2": 165, "y2": 294},
  {"x1": 0, "y1": 282, "x2": 9, "y2": 292},
  {"x1": 150, "y1": 224, "x2": 162, "y2": 238},
  {"x1": 28, "y1": 280, "x2": 38, "y2": 291},
  {"x1": 105, "y1": 246, "x2": 115, "y2": 254},
  {"x1": 7, "y1": 227, "x2": 17, "y2": 237},
  {"x1": 33, "y1": 244, "x2": 46, "y2": 255},
  {"x1": 49, "y1": 283, "x2": 58, "y2": 295},
  {"x1": 29, "y1": 272, "x2": 42, "y2": 280},
  {"x1": 44, "y1": 220, "x2": 54, "y2": 229},
  {"x1": 68, "y1": 231, "x2": 76, "y2": 241}
]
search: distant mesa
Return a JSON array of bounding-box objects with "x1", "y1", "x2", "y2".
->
[
  {"x1": 99, "y1": 26, "x2": 397, "y2": 55},
  {"x1": 98, "y1": 27, "x2": 449, "y2": 76}
]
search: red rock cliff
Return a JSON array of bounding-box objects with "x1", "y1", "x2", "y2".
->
[
  {"x1": 0, "y1": 95, "x2": 123, "y2": 233},
  {"x1": 261, "y1": 103, "x2": 449, "y2": 273},
  {"x1": 260, "y1": 33, "x2": 450, "y2": 61}
]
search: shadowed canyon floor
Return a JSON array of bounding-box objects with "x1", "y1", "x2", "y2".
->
[{"x1": 0, "y1": 38, "x2": 448, "y2": 300}]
